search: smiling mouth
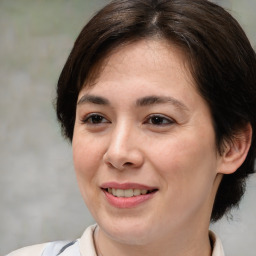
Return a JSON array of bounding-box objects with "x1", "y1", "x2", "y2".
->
[{"x1": 103, "y1": 188, "x2": 158, "y2": 198}]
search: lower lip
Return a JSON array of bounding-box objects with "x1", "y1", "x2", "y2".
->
[{"x1": 103, "y1": 190, "x2": 157, "y2": 208}]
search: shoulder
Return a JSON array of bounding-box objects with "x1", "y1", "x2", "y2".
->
[
  {"x1": 6, "y1": 224, "x2": 98, "y2": 256},
  {"x1": 6, "y1": 240, "x2": 78, "y2": 256},
  {"x1": 6, "y1": 243, "x2": 47, "y2": 256}
]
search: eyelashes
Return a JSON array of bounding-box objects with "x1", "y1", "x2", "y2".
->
[
  {"x1": 145, "y1": 114, "x2": 175, "y2": 126},
  {"x1": 81, "y1": 113, "x2": 110, "y2": 125},
  {"x1": 81, "y1": 113, "x2": 175, "y2": 127}
]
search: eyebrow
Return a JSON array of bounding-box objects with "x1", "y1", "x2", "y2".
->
[
  {"x1": 77, "y1": 95, "x2": 110, "y2": 105},
  {"x1": 77, "y1": 94, "x2": 189, "y2": 111},
  {"x1": 136, "y1": 95, "x2": 189, "y2": 111}
]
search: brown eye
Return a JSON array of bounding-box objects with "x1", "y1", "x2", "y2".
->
[
  {"x1": 146, "y1": 115, "x2": 174, "y2": 126},
  {"x1": 82, "y1": 114, "x2": 109, "y2": 124}
]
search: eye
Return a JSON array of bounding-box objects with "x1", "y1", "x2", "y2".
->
[
  {"x1": 81, "y1": 113, "x2": 110, "y2": 124},
  {"x1": 145, "y1": 114, "x2": 175, "y2": 126}
]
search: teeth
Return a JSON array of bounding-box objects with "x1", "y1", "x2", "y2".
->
[
  {"x1": 133, "y1": 189, "x2": 141, "y2": 196},
  {"x1": 124, "y1": 189, "x2": 133, "y2": 197},
  {"x1": 107, "y1": 188, "x2": 153, "y2": 197},
  {"x1": 141, "y1": 189, "x2": 147, "y2": 195},
  {"x1": 116, "y1": 189, "x2": 125, "y2": 197}
]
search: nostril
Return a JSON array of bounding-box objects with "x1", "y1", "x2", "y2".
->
[
  {"x1": 106, "y1": 162, "x2": 115, "y2": 168},
  {"x1": 124, "y1": 162, "x2": 133, "y2": 166},
  {"x1": 105, "y1": 161, "x2": 133, "y2": 170},
  {"x1": 105, "y1": 160, "x2": 125, "y2": 170}
]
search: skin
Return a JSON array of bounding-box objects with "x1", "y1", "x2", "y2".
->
[{"x1": 72, "y1": 40, "x2": 250, "y2": 256}]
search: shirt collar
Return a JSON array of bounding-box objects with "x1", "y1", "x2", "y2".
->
[
  {"x1": 79, "y1": 225, "x2": 225, "y2": 256},
  {"x1": 209, "y1": 230, "x2": 225, "y2": 256}
]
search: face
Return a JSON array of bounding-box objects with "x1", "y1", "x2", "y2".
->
[{"x1": 73, "y1": 40, "x2": 223, "y2": 245}]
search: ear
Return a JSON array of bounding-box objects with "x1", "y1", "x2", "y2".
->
[{"x1": 218, "y1": 123, "x2": 252, "y2": 175}]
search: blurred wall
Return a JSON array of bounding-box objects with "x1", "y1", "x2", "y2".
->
[{"x1": 1, "y1": 0, "x2": 255, "y2": 255}]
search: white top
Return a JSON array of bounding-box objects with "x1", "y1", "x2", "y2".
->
[{"x1": 6, "y1": 224, "x2": 225, "y2": 256}]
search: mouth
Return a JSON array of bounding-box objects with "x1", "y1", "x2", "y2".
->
[
  {"x1": 102, "y1": 188, "x2": 158, "y2": 198},
  {"x1": 101, "y1": 183, "x2": 158, "y2": 208}
]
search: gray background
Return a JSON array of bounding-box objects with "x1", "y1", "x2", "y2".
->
[{"x1": 1, "y1": 0, "x2": 255, "y2": 255}]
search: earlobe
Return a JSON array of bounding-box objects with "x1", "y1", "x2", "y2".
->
[{"x1": 218, "y1": 123, "x2": 252, "y2": 175}]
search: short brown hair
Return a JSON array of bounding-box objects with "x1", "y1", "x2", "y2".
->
[{"x1": 56, "y1": 0, "x2": 256, "y2": 222}]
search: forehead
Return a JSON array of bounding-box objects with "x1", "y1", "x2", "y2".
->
[
  {"x1": 78, "y1": 39, "x2": 205, "y2": 113},
  {"x1": 82, "y1": 39, "x2": 194, "y2": 91}
]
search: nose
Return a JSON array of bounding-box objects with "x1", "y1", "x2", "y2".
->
[{"x1": 103, "y1": 123, "x2": 144, "y2": 170}]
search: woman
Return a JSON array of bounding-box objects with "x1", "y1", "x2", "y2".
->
[{"x1": 8, "y1": 0, "x2": 256, "y2": 255}]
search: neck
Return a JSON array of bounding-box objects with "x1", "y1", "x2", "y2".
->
[{"x1": 95, "y1": 225, "x2": 212, "y2": 256}]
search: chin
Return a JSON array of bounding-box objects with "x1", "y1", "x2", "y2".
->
[{"x1": 99, "y1": 217, "x2": 157, "y2": 245}]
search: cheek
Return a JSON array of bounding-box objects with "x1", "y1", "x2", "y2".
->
[
  {"x1": 72, "y1": 134, "x2": 103, "y2": 175},
  {"x1": 72, "y1": 136, "x2": 104, "y2": 209},
  {"x1": 72, "y1": 135, "x2": 105, "y2": 208},
  {"x1": 150, "y1": 133, "x2": 218, "y2": 192},
  {"x1": 152, "y1": 137, "x2": 218, "y2": 224}
]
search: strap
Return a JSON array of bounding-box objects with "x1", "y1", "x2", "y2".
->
[
  {"x1": 57, "y1": 241, "x2": 77, "y2": 255},
  {"x1": 41, "y1": 240, "x2": 80, "y2": 256}
]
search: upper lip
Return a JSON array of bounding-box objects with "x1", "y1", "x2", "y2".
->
[{"x1": 100, "y1": 182, "x2": 158, "y2": 190}]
